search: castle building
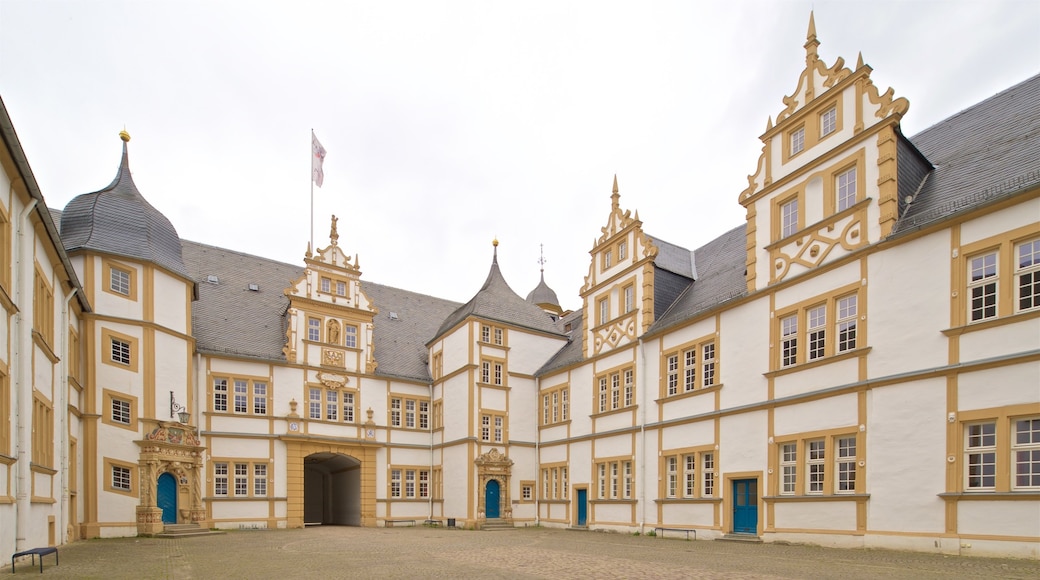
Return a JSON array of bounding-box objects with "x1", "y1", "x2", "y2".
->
[{"x1": 2, "y1": 17, "x2": 1037, "y2": 559}]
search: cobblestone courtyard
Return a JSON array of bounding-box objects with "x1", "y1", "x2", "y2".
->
[{"x1": 8, "y1": 527, "x2": 1038, "y2": 579}]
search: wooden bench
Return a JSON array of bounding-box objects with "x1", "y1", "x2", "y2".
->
[
  {"x1": 423, "y1": 519, "x2": 442, "y2": 527},
  {"x1": 11, "y1": 546, "x2": 58, "y2": 573},
  {"x1": 654, "y1": 527, "x2": 697, "y2": 540},
  {"x1": 383, "y1": 519, "x2": 417, "y2": 527}
]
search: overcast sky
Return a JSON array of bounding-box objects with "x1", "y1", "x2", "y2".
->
[{"x1": 2, "y1": 1, "x2": 1037, "y2": 309}]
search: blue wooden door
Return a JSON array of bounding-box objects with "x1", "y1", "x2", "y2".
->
[
  {"x1": 157, "y1": 473, "x2": 178, "y2": 524},
  {"x1": 576, "y1": 489, "x2": 587, "y2": 526},
  {"x1": 485, "y1": 480, "x2": 500, "y2": 518},
  {"x1": 732, "y1": 479, "x2": 758, "y2": 534}
]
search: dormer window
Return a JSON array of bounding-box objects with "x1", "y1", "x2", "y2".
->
[
  {"x1": 790, "y1": 127, "x2": 806, "y2": 156},
  {"x1": 618, "y1": 240, "x2": 628, "y2": 261},
  {"x1": 336, "y1": 280, "x2": 346, "y2": 296},
  {"x1": 320, "y1": 277, "x2": 331, "y2": 293},
  {"x1": 603, "y1": 249, "x2": 613, "y2": 269}
]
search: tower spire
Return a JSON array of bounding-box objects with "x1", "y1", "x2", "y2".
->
[
  {"x1": 611, "y1": 174, "x2": 620, "y2": 210},
  {"x1": 805, "y1": 10, "x2": 820, "y2": 62}
]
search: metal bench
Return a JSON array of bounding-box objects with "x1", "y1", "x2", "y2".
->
[
  {"x1": 654, "y1": 527, "x2": 697, "y2": 540},
  {"x1": 383, "y1": 519, "x2": 417, "y2": 527},
  {"x1": 11, "y1": 546, "x2": 58, "y2": 573}
]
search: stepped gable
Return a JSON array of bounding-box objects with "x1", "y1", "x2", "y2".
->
[
  {"x1": 433, "y1": 241, "x2": 565, "y2": 342},
  {"x1": 894, "y1": 73, "x2": 1040, "y2": 235},
  {"x1": 60, "y1": 132, "x2": 188, "y2": 278},
  {"x1": 182, "y1": 240, "x2": 461, "y2": 382}
]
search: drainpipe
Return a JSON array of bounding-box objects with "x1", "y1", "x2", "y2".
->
[
  {"x1": 59, "y1": 286, "x2": 76, "y2": 545},
  {"x1": 13, "y1": 197, "x2": 38, "y2": 551},
  {"x1": 534, "y1": 376, "x2": 540, "y2": 527},
  {"x1": 637, "y1": 337, "x2": 647, "y2": 535},
  {"x1": 428, "y1": 381, "x2": 434, "y2": 521}
]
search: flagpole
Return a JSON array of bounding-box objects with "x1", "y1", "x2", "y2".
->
[{"x1": 310, "y1": 128, "x2": 314, "y2": 252}]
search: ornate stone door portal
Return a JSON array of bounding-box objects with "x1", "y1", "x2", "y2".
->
[
  {"x1": 135, "y1": 421, "x2": 206, "y2": 535},
  {"x1": 475, "y1": 448, "x2": 513, "y2": 523}
]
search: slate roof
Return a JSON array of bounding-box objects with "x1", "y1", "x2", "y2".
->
[
  {"x1": 182, "y1": 240, "x2": 461, "y2": 382},
  {"x1": 432, "y1": 248, "x2": 565, "y2": 343},
  {"x1": 61, "y1": 141, "x2": 189, "y2": 278},
  {"x1": 647, "y1": 234, "x2": 696, "y2": 278},
  {"x1": 537, "y1": 309, "x2": 584, "y2": 375},
  {"x1": 893, "y1": 73, "x2": 1040, "y2": 235},
  {"x1": 525, "y1": 271, "x2": 561, "y2": 310}
]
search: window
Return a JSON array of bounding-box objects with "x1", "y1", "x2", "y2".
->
[
  {"x1": 214, "y1": 379, "x2": 228, "y2": 412},
  {"x1": 836, "y1": 167, "x2": 857, "y2": 212},
  {"x1": 623, "y1": 284, "x2": 635, "y2": 314},
  {"x1": 807, "y1": 305, "x2": 826, "y2": 361},
  {"x1": 780, "y1": 443, "x2": 797, "y2": 494},
  {"x1": 112, "y1": 465, "x2": 132, "y2": 491},
  {"x1": 683, "y1": 348, "x2": 697, "y2": 391},
  {"x1": 836, "y1": 436, "x2": 857, "y2": 493},
  {"x1": 666, "y1": 354, "x2": 679, "y2": 396},
  {"x1": 481, "y1": 412, "x2": 505, "y2": 442},
  {"x1": 597, "y1": 367, "x2": 635, "y2": 412},
  {"x1": 494, "y1": 327, "x2": 503, "y2": 345},
  {"x1": 111, "y1": 338, "x2": 131, "y2": 366},
  {"x1": 390, "y1": 397, "x2": 401, "y2": 427},
  {"x1": 213, "y1": 377, "x2": 268, "y2": 415},
  {"x1": 308, "y1": 317, "x2": 321, "y2": 341},
  {"x1": 965, "y1": 422, "x2": 996, "y2": 490},
  {"x1": 521, "y1": 482, "x2": 533, "y2": 501},
  {"x1": 776, "y1": 432, "x2": 859, "y2": 496},
  {"x1": 307, "y1": 387, "x2": 357, "y2": 423},
  {"x1": 253, "y1": 382, "x2": 267, "y2": 415},
  {"x1": 780, "y1": 198, "x2": 799, "y2": 238},
  {"x1": 390, "y1": 468, "x2": 430, "y2": 498},
  {"x1": 405, "y1": 400, "x2": 415, "y2": 428},
  {"x1": 481, "y1": 324, "x2": 491, "y2": 343},
  {"x1": 0, "y1": 374, "x2": 8, "y2": 455},
  {"x1": 775, "y1": 288, "x2": 863, "y2": 369},
  {"x1": 32, "y1": 393, "x2": 53, "y2": 467},
  {"x1": 343, "y1": 324, "x2": 357, "y2": 348},
  {"x1": 790, "y1": 126, "x2": 805, "y2": 155},
  {"x1": 432, "y1": 352, "x2": 443, "y2": 380},
  {"x1": 603, "y1": 249, "x2": 613, "y2": 269},
  {"x1": 968, "y1": 252, "x2": 998, "y2": 322},
  {"x1": 662, "y1": 449, "x2": 714, "y2": 499},
  {"x1": 479, "y1": 324, "x2": 504, "y2": 345},
  {"x1": 807, "y1": 439, "x2": 826, "y2": 494},
  {"x1": 480, "y1": 359, "x2": 504, "y2": 386},
  {"x1": 214, "y1": 463, "x2": 228, "y2": 496},
  {"x1": 541, "y1": 385, "x2": 569, "y2": 425},
  {"x1": 111, "y1": 397, "x2": 131, "y2": 425},
  {"x1": 389, "y1": 396, "x2": 428, "y2": 429},
  {"x1": 254, "y1": 464, "x2": 268, "y2": 496},
  {"x1": 820, "y1": 106, "x2": 837, "y2": 137},
  {"x1": 1017, "y1": 239, "x2": 1040, "y2": 312},
  {"x1": 540, "y1": 466, "x2": 568, "y2": 500},
  {"x1": 836, "y1": 295, "x2": 857, "y2": 353},
  {"x1": 780, "y1": 315, "x2": 798, "y2": 367},
  {"x1": 596, "y1": 459, "x2": 633, "y2": 499},
  {"x1": 234, "y1": 463, "x2": 249, "y2": 496},
  {"x1": 598, "y1": 296, "x2": 609, "y2": 326},
  {"x1": 702, "y1": 343, "x2": 716, "y2": 387},
  {"x1": 33, "y1": 266, "x2": 54, "y2": 345},
  {"x1": 432, "y1": 401, "x2": 443, "y2": 430},
  {"x1": 320, "y1": 277, "x2": 331, "y2": 293},
  {"x1": 390, "y1": 469, "x2": 401, "y2": 497},
  {"x1": 1013, "y1": 417, "x2": 1040, "y2": 489},
  {"x1": 336, "y1": 280, "x2": 346, "y2": 296},
  {"x1": 618, "y1": 240, "x2": 628, "y2": 261},
  {"x1": 110, "y1": 266, "x2": 131, "y2": 296}
]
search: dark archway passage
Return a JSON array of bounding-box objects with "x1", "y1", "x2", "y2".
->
[{"x1": 303, "y1": 452, "x2": 362, "y2": 526}]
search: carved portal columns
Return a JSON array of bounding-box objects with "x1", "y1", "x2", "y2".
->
[
  {"x1": 475, "y1": 448, "x2": 513, "y2": 523},
  {"x1": 135, "y1": 420, "x2": 206, "y2": 535}
]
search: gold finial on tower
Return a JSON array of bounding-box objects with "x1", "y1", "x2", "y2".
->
[
  {"x1": 493, "y1": 237, "x2": 499, "y2": 247},
  {"x1": 119, "y1": 127, "x2": 131, "y2": 142}
]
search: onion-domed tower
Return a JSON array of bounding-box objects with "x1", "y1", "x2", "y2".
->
[{"x1": 61, "y1": 131, "x2": 202, "y2": 539}]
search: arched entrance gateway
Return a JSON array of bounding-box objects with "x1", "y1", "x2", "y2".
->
[
  {"x1": 476, "y1": 448, "x2": 513, "y2": 526},
  {"x1": 285, "y1": 441, "x2": 376, "y2": 527}
]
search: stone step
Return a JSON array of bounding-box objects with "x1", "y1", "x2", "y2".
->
[
  {"x1": 480, "y1": 519, "x2": 515, "y2": 531},
  {"x1": 715, "y1": 533, "x2": 763, "y2": 543},
  {"x1": 155, "y1": 522, "x2": 226, "y2": 539}
]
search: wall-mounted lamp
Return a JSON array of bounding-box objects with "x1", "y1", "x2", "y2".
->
[{"x1": 170, "y1": 391, "x2": 190, "y2": 424}]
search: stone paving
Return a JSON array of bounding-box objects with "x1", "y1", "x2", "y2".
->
[{"x1": 7, "y1": 526, "x2": 1038, "y2": 579}]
